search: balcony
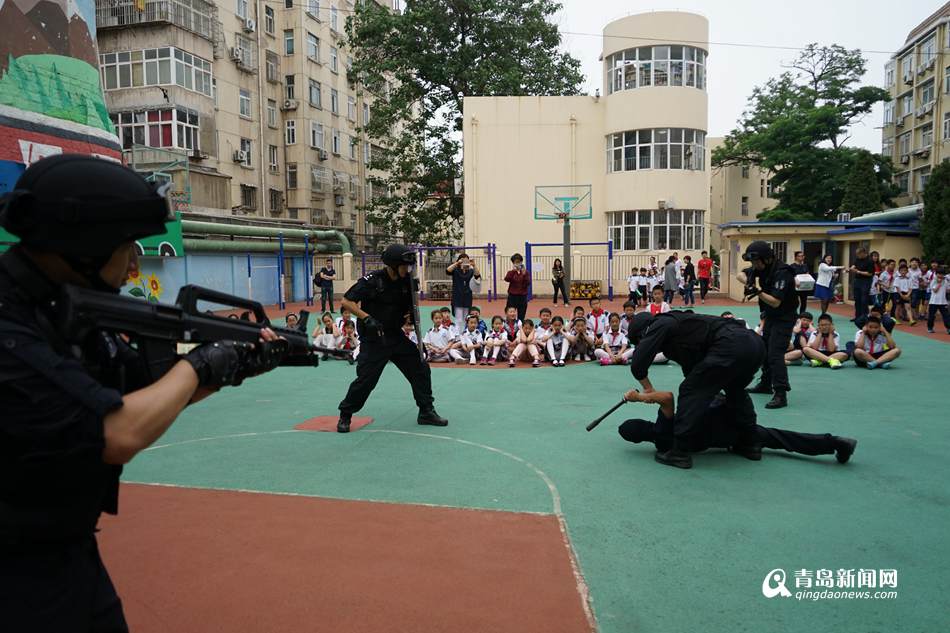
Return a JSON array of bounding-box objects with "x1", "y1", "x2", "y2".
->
[{"x1": 96, "y1": 0, "x2": 214, "y2": 40}]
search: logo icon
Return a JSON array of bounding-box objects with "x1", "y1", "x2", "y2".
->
[{"x1": 762, "y1": 568, "x2": 793, "y2": 598}]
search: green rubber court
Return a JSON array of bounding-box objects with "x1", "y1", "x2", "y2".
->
[{"x1": 98, "y1": 301, "x2": 950, "y2": 633}]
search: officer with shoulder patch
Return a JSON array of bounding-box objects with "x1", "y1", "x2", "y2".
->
[
  {"x1": 738, "y1": 240, "x2": 798, "y2": 409},
  {"x1": 0, "y1": 155, "x2": 283, "y2": 632},
  {"x1": 336, "y1": 244, "x2": 448, "y2": 432}
]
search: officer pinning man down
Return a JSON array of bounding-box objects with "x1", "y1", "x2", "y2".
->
[
  {"x1": 738, "y1": 241, "x2": 798, "y2": 410},
  {"x1": 336, "y1": 244, "x2": 448, "y2": 433},
  {"x1": 0, "y1": 155, "x2": 285, "y2": 631}
]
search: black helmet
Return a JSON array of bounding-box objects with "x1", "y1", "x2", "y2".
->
[
  {"x1": 627, "y1": 312, "x2": 654, "y2": 345},
  {"x1": 0, "y1": 154, "x2": 172, "y2": 258},
  {"x1": 742, "y1": 241, "x2": 774, "y2": 262},
  {"x1": 382, "y1": 244, "x2": 416, "y2": 268}
]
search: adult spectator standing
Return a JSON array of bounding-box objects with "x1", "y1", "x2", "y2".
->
[
  {"x1": 740, "y1": 241, "x2": 798, "y2": 410},
  {"x1": 849, "y1": 247, "x2": 875, "y2": 320},
  {"x1": 552, "y1": 258, "x2": 569, "y2": 307},
  {"x1": 663, "y1": 256, "x2": 678, "y2": 304},
  {"x1": 504, "y1": 253, "x2": 530, "y2": 322},
  {"x1": 446, "y1": 253, "x2": 481, "y2": 324},
  {"x1": 815, "y1": 254, "x2": 845, "y2": 316},
  {"x1": 681, "y1": 256, "x2": 697, "y2": 306},
  {"x1": 791, "y1": 251, "x2": 810, "y2": 314},
  {"x1": 697, "y1": 251, "x2": 714, "y2": 303},
  {"x1": 316, "y1": 257, "x2": 336, "y2": 313}
]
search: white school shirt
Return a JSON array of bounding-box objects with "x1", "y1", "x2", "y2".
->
[
  {"x1": 908, "y1": 267, "x2": 923, "y2": 289},
  {"x1": 587, "y1": 312, "x2": 610, "y2": 337},
  {"x1": 648, "y1": 274, "x2": 661, "y2": 291},
  {"x1": 893, "y1": 273, "x2": 913, "y2": 293},
  {"x1": 870, "y1": 273, "x2": 881, "y2": 294},
  {"x1": 441, "y1": 321, "x2": 460, "y2": 339},
  {"x1": 406, "y1": 330, "x2": 418, "y2": 344},
  {"x1": 619, "y1": 314, "x2": 635, "y2": 334},
  {"x1": 485, "y1": 330, "x2": 509, "y2": 344},
  {"x1": 548, "y1": 330, "x2": 566, "y2": 347},
  {"x1": 604, "y1": 330, "x2": 627, "y2": 352},
  {"x1": 807, "y1": 331, "x2": 840, "y2": 352},
  {"x1": 853, "y1": 330, "x2": 889, "y2": 354},
  {"x1": 929, "y1": 277, "x2": 949, "y2": 306},
  {"x1": 423, "y1": 326, "x2": 455, "y2": 349},
  {"x1": 923, "y1": 269, "x2": 936, "y2": 286},
  {"x1": 627, "y1": 275, "x2": 640, "y2": 292},
  {"x1": 336, "y1": 316, "x2": 358, "y2": 331},
  {"x1": 880, "y1": 270, "x2": 897, "y2": 293},
  {"x1": 502, "y1": 319, "x2": 521, "y2": 341},
  {"x1": 535, "y1": 324, "x2": 552, "y2": 342},
  {"x1": 460, "y1": 329, "x2": 484, "y2": 346}
]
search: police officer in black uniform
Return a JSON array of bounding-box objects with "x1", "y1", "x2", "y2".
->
[
  {"x1": 739, "y1": 241, "x2": 798, "y2": 410},
  {"x1": 0, "y1": 155, "x2": 283, "y2": 632},
  {"x1": 626, "y1": 310, "x2": 765, "y2": 469},
  {"x1": 336, "y1": 244, "x2": 448, "y2": 432}
]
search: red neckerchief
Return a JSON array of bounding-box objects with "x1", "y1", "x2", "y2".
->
[
  {"x1": 607, "y1": 331, "x2": 623, "y2": 347},
  {"x1": 505, "y1": 319, "x2": 518, "y2": 338},
  {"x1": 590, "y1": 310, "x2": 604, "y2": 335},
  {"x1": 650, "y1": 303, "x2": 662, "y2": 315}
]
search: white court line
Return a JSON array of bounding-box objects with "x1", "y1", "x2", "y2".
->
[{"x1": 142, "y1": 427, "x2": 597, "y2": 631}]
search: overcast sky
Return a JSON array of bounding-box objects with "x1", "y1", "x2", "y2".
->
[{"x1": 553, "y1": 0, "x2": 940, "y2": 151}]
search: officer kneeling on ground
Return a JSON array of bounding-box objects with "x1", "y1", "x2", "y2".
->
[
  {"x1": 739, "y1": 240, "x2": 798, "y2": 410},
  {"x1": 336, "y1": 244, "x2": 448, "y2": 432},
  {"x1": 0, "y1": 155, "x2": 284, "y2": 632}
]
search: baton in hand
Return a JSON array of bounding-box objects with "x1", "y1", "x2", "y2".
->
[{"x1": 586, "y1": 399, "x2": 628, "y2": 432}]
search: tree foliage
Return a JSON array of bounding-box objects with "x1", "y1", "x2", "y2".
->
[
  {"x1": 839, "y1": 149, "x2": 883, "y2": 217},
  {"x1": 712, "y1": 44, "x2": 895, "y2": 219},
  {"x1": 344, "y1": 0, "x2": 584, "y2": 244},
  {"x1": 921, "y1": 159, "x2": 950, "y2": 263}
]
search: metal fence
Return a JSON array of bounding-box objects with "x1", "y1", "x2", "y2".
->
[{"x1": 95, "y1": 0, "x2": 214, "y2": 38}]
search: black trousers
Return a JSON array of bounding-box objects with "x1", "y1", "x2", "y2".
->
[
  {"x1": 552, "y1": 279, "x2": 567, "y2": 304},
  {"x1": 320, "y1": 287, "x2": 334, "y2": 312},
  {"x1": 796, "y1": 291, "x2": 809, "y2": 314},
  {"x1": 0, "y1": 537, "x2": 128, "y2": 633},
  {"x1": 672, "y1": 327, "x2": 765, "y2": 447},
  {"x1": 506, "y1": 294, "x2": 528, "y2": 321},
  {"x1": 760, "y1": 316, "x2": 794, "y2": 392},
  {"x1": 338, "y1": 334, "x2": 434, "y2": 415},
  {"x1": 699, "y1": 277, "x2": 710, "y2": 300},
  {"x1": 853, "y1": 279, "x2": 871, "y2": 320}
]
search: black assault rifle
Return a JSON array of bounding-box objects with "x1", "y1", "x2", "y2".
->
[{"x1": 56, "y1": 284, "x2": 348, "y2": 381}]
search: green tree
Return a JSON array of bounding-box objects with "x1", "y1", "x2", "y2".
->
[
  {"x1": 839, "y1": 149, "x2": 883, "y2": 217},
  {"x1": 713, "y1": 44, "x2": 893, "y2": 219},
  {"x1": 921, "y1": 159, "x2": 950, "y2": 263},
  {"x1": 344, "y1": 0, "x2": 584, "y2": 243}
]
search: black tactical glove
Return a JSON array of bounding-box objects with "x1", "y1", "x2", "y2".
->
[
  {"x1": 361, "y1": 316, "x2": 383, "y2": 337},
  {"x1": 743, "y1": 284, "x2": 761, "y2": 298},
  {"x1": 236, "y1": 338, "x2": 289, "y2": 381},
  {"x1": 184, "y1": 341, "x2": 250, "y2": 387}
]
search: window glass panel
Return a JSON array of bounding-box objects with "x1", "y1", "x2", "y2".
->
[
  {"x1": 624, "y1": 64, "x2": 637, "y2": 90},
  {"x1": 624, "y1": 146, "x2": 636, "y2": 171},
  {"x1": 624, "y1": 226, "x2": 636, "y2": 251},
  {"x1": 638, "y1": 226, "x2": 651, "y2": 250},
  {"x1": 653, "y1": 225, "x2": 667, "y2": 250},
  {"x1": 669, "y1": 209, "x2": 682, "y2": 224},
  {"x1": 639, "y1": 145, "x2": 651, "y2": 169},
  {"x1": 668, "y1": 226, "x2": 682, "y2": 250},
  {"x1": 669, "y1": 144, "x2": 682, "y2": 169},
  {"x1": 638, "y1": 129, "x2": 651, "y2": 144},
  {"x1": 638, "y1": 47, "x2": 652, "y2": 60},
  {"x1": 670, "y1": 61, "x2": 683, "y2": 86},
  {"x1": 639, "y1": 62, "x2": 651, "y2": 87},
  {"x1": 624, "y1": 211, "x2": 636, "y2": 224},
  {"x1": 637, "y1": 210, "x2": 651, "y2": 225}
]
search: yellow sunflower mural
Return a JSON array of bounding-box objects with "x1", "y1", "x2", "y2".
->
[
  {"x1": 127, "y1": 271, "x2": 164, "y2": 303},
  {"x1": 147, "y1": 274, "x2": 163, "y2": 299}
]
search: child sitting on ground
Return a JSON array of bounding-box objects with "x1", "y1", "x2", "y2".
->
[
  {"x1": 481, "y1": 316, "x2": 509, "y2": 365},
  {"x1": 502, "y1": 305, "x2": 522, "y2": 356},
  {"x1": 439, "y1": 306, "x2": 460, "y2": 338},
  {"x1": 648, "y1": 286, "x2": 670, "y2": 315},
  {"x1": 595, "y1": 313, "x2": 634, "y2": 365},
  {"x1": 546, "y1": 316, "x2": 570, "y2": 366},
  {"x1": 535, "y1": 307, "x2": 554, "y2": 358},
  {"x1": 619, "y1": 301, "x2": 637, "y2": 335},
  {"x1": 926, "y1": 266, "x2": 950, "y2": 334},
  {"x1": 803, "y1": 313, "x2": 849, "y2": 369},
  {"x1": 855, "y1": 305, "x2": 896, "y2": 333},
  {"x1": 570, "y1": 305, "x2": 586, "y2": 328},
  {"x1": 285, "y1": 312, "x2": 299, "y2": 329},
  {"x1": 336, "y1": 305, "x2": 357, "y2": 333},
  {"x1": 424, "y1": 310, "x2": 462, "y2": 363},
  {"x1": 509, "y1": 319, "x2": 541, "y2": 367},
  {"x1": 338, "y1": 320, "x2": 360, "y2": 365},
  {"x1": 785, "y1": 312, "x2": 816, "y2": 365},
  {"x1": 459, "y1": 315, "x2": 484, "y2": 365},
  {"x1": 566, "y1": 316, "x2": 596, "y2": 361},
  {"x1": 586, "y1": 296, "x2": 610, "y2": 346},
  {"x1": 468, "y1": 306, "x2": 488, "y2": 335},
  {"x1": 402, "y1": 317, "x2": 418, "y2": 344},
  {"x1": 313, "y1": 311, "x2": 342, "y2": 359},
  {"x1": 850, "y1": 316, "x2": 901, "y2": 369}
]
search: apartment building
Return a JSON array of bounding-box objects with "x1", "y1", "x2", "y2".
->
[
  {"x1": 882, "y1": 1, "x2": 950, "y2": 206},
  {"x1": 707, "y1": 136, "x2": 778, "y2": 251},
  {"x1": 94, "y1": 0, "x2": 395, "y2": 240}
]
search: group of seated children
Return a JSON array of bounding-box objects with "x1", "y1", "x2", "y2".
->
[
  {"x1": 420, "y1": 296, "x2": 668, "y2": 368},
  {"x1": 310, "y1": 307, "x2": 359, "y2": 363},
  {"x1": 783, "y1": 311, "x2": 901, "y2": 370}
]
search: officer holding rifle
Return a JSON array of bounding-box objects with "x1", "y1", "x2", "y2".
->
[{"x1": 0, "y1": 155, "x2": 285, "y2": 631}]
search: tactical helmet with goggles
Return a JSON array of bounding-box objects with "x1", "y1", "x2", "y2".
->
[{"x1": 382, "y1": 244, "x2": 416, "y2": 268}]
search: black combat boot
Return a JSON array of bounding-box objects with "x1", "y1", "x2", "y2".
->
[
  {"x1": 654, "y1": 442, "x2": 693, "y2": 469},
  {"x1": 764, "y1": 390, "x2": 788, "y2": 409},
  {"x1": 834, "y1": 437, "x2": 857, "y2": 464},
  {"x1": 337, "y1": 413, "x2": 352, "y2": 433},
  {"x1": 747, "y1": 381, "x2": 773, "y2": 394},
  {"x1": 417, "y1": 409, "x2": 448, "y2": 427}
]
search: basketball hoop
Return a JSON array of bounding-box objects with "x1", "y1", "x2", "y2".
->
[{"x1": 555, "y1": 212, "x2": 569, "y2": 224}]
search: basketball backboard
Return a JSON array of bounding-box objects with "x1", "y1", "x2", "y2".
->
[{"x1": 534, "y1": 185, "x2": 592, "y2": 221}]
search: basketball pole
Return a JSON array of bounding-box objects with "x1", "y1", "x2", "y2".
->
[{"x1": 563, "y1": 215, "x2": 571, "y2": 305}]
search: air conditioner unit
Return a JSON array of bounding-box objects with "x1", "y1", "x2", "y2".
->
[
  {"x1": 927, "y1": 57, "x2": 936, "y2": 70},
  {"x1": 317, "y1": 149, "x2": 328, "y2": 160},
  {"x1": 233, "y1": 149, "x2": 248, "y2": 163},
  {"x1": 900, "y1": 154, "x2": 910, "y2": 164},
  {"x1": 281, "y1": 99, "x2": 298, "y2": 111},
  {"x1": 917, "y1": 66, "x2": 926, "y2": 76},
  {"x1": 334, "y1": 194, "x2": 345, "y2": 206},
  {"x1": 229, "y1": 47, "x2": 243, "y2": 61},
  {"x1": 916, "y1": 106, "x2": 925, "y2": 117},
  {"x1": 925, "y1": 102, "x2": 935, "y2": 114},
  {"x1": 896, "y1": 118, "x2": 904, "y2": 128},
  {"x1": 244, "y1": 18, "x2": 256, "y2": 32},
  {"x1": 657, "y1": 199, "x2": 667, "y2": 209},
  {"x1": 903, "y1": 72, "x2": 914, "y2": 84}
]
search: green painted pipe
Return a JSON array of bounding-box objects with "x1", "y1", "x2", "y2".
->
[
  {"x1": 183, "y1": 239, "x2": 336, "y2": 253},
  {"x1": 181, "y1": 220, "x2": 352, "y2": 254}
]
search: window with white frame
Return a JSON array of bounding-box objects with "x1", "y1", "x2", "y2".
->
[
  {"x1": 899, "y1": 132, "x2": 911, "y2": 155},
  {"x1": 266, "y1": 99, "x2": 277, "y2": 127},
  {"x1": 901, "y1": 54, "x2": 914, "y2": 80},
  {"x1": 236, "y1": 0, "x2": 247, "y2": 19},
  {"x1": 921, "y1": 122, "x2": 933, "y2": 148},
  {"x1": 239, "y1": 89, "x2": 251, "y2": 118},
  {"x1": 944, "y1": 112, "x2": 950, "y2": 139},
  {"x1": 741, "y1": 196, "x2": 749, "y2": 216},
  {"x1": 349, "y1": 173, "x2": 358, "y2": 195},
  {"x1": 268, "y1": 145, "x2": 279, "y2": 171},
  {"x1": 921, "y1": 37, "x2": 936, "y2": 66},
  {"x1": 307, "y1": 0, "x2": 319, "y2": 17},
  {"x1": 308, "y1": 79, "x2": 322, "y2": 107},
  {"x1": 741, "y1": 165, "x2": 749, "y2": 178},
  {"x1": 900, "y1": 93, "x2": 913, "y2": 117},
  {"x1": 897, "y1": 171, "x2": 909, "y2": 193},
  {"x1": 770, "y1": 241, "x2": 788, "y2": 264},
  {"x1": 919, "y1": 167, "x2": 932, "y2": 191},
  {"x1": 284, "y1": 30, "x2": 294, "y2": 55},
  {"x1": 885, "y1": 60, "x2": 895, "y2": 87},
  {"x1": 331, "y1": 4, "x2": 339, "y2": 31},
  {"x1": 110, "y1": 108, "x2": 200, "y2": 151},
  {"x1": 285, "y1": 120, "x2": 296, "y2": 145},
  {"x1": 331, "y1": 128, "x2": 341, "y2": 154},
  {"x1": 362, "y1": 102, "x2": 370, "y2": 125},
  {"x1": 348, "y1": 134, "x2": 357, "y2": 160},
  {"x1": 239, "y1": 138, "x2": 252, "y2": 166},
  {"x1": 331, "y1": 88, "x2": 339, "y2": 114},
  {"x1": 920, "y1": 80, "x2": 935, "y2": 105},
  {"x1": 605, "y1": 128, "x2": 706, "y2": 173},
  {"x1": 606, "y1": 210, "x2": 705, "y2": 251},
  {"x1": 945, "y1": 66, "x2": 950, "y2": 94},
  {"x1": 265, "y1": 51, "x2": 279, "y2": 82},
  {"x1": 363, "y1": 141, "x2": 370, "y2": 165},
  {"x1": 285, "y1": 75, "x2": 295, "y2": 99},
  {"x1": 310, "y1": 121, "x2": 324, "y2": 149},
  {"x1": 287, "y1": 163, "x2": 298, "y2": 189},
  {"x1": 240, "y1": 184, "x2": 257, "y2": 209},
  {"x1": 330, "y1": 47, "x2": 338, "y2": 73},
  {"x1": 883, "y1": 100, "x2": 895, "y2": 125},
  {"x1": 882, "y1": 136, "x2": 894, "y2": 156},
  {"x1": 311, "y1": 166, "x2": 329, "y2": 192},
  {"x1": 306, "y1": 32, "x2": 319, "y2": 61},
  {"x1": 604, "y1": 45, "x2": 707, "y2": 95},
  {"x1": 233, "y1": 34, "x2": 255, "y2": 70},
  {"x1": 269, "y1": 188, "x2": 283, "y2": 213},
  {"x1": 347, "y1": 96, "x2": 356, "y2": 121},
  {"x1": 99, "y1": 48, "x2": 212, "y2": 97},
  {"x1": 264, "y1": 6, "x2": 274, "y2": 34}
]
